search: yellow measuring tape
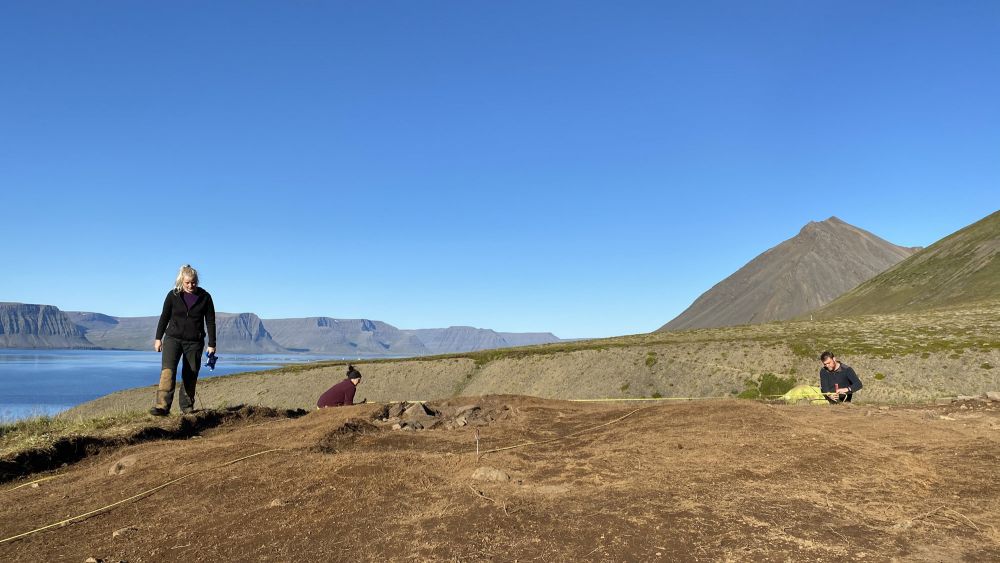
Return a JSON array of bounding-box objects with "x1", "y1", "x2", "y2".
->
[
  {"x1": 2, "y1": 475, "x2": 63, "y2": 493},
  {"x1": 0, "y1": 448, "x2": 284, "y2": 545}
]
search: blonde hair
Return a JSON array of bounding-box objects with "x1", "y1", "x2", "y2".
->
[{"x1": 174, "y1": 264, "x2": 200, "y2": 293}]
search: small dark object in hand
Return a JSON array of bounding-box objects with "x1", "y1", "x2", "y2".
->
[{"x1": 205, "y1": 351, "x2": 218, "y2": 371}]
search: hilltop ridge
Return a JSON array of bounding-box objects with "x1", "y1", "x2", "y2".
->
[
  {"x1": 659, "y1": 217, "x2": 917, "y2": 331},
  {"x1": 815, "y1": 209, "x2": 1000, "y2": 317}
]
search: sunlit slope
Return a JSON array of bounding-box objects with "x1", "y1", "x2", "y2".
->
[{"x1": 815, "y1": 209, "x2": 1000, "y2": 317}]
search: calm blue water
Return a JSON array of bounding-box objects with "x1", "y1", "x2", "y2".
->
[{"x1": 0, "y1": 349, "x2": 341, "y2": 422}]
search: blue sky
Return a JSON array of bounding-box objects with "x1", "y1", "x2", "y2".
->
[{"x1": 2, "y1": 1, "x2": 997, "y2": 339}]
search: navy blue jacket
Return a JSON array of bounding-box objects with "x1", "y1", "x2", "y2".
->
[{"x1": 819, "y1": 363, "x2": 863, "y2": 394}]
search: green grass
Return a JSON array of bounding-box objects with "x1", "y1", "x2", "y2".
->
[
  {"x1": 645, "y1": 351, "x2": 658, "y2": 367},
  {"x1": 1, "y1": 410, "x2": 149, "y2": 457},
  {"x1": 738, "y1": 372, "x2": 797, "y2": 400},
  {"x1": 814, "y1": 211, "x2": 1000, "y2": 317}
]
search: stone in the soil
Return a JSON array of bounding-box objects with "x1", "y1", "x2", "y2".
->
[
  {"x1": 472, "y1": 466, "x2": 510, "y2": 482},
  {"x1": 403, "y1": 403, "x2": 435, "y2": 419},
  {"x1": 455, "y1": 416, "x2": 468, "y2": 427},
  {"x1": 269, "y1": 499, "x2": 286, "y2": 508},
  {"x1": 454, "y1": 404, "x2": 481, "y2": 417},
  {"x1": 112, "y1": 526, "x2": 138, "y2": 539},
  {"x1": 108, "y1": 455, "x2": 138, "y2": 476},
  {"x1": 387, "y1": 402, "x2": 407, "y2": 418},
  {"x1": 391, "y1": 423, "x2": 403, "y2": 431},
  {"x1": 986, "y1": 391, "x2": 1000, "y2": 402}
]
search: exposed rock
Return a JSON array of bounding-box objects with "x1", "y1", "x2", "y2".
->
[
  {"x1": 986, "y1": 392, "x2": 1000, "y2": 402},
  {"x1": 472, "y1": 466, "x2": 510, "y2": 482},
  {"x1": 112, "y1": 526, "x2": 138, "y2": 539},
  {"x1": 268, "y1": 499, "x2": 286, "y2": 508},
  {"x1": 0, "y1": 302, "x2": 94, "y2": 348},
  {"x1": 386, "y1": 403, "x2": 406, "y2": 418},
  {"x1": 455, "y1": 404, "x2": 481, "y2": 417},
  {"x1": 403, "y1": 403, "x2": 436, "y2": 420},
  {"x1": 108, "y1": 455, "x2": 138, "y2": 476}
]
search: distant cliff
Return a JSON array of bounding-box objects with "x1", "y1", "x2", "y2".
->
[
  {"x1": 216, "y1": 313, "x2": 287, "y2": 354},
  {"x1": 67, "y1": 313, "x2": 157, "y2": 350},
  {"x1": 409, "y1": 327, "x2": 560, "y2": 354},
  {"x1": 4, "y1": 304, "x2": 561, "y2": 356},
  {"x1": 264, "y1": 317, "x2": 431, "y2": 356},
  {"x1": 263, "y1": 320, "x2": 561, "y2": 356},
  {"x1": 69, "y1": 311, "x2": 287, "y2": 353},
  {"x1": 0, "y1": 303, "x2": 94, "y2": 348}
]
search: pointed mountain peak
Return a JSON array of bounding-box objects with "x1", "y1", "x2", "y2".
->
[
  {"x1": 798, "y1": 216, "x2": 853, "y2": 236},
  {"x1": 659, "y1": 218, "x2": 917, "y2": 331}
]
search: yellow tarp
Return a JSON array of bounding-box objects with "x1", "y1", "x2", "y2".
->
[{"x1": 782, "y1": 384, "x2": 828, "y2": 405}]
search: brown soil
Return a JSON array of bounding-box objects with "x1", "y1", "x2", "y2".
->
[{"x1": 3, "y1": 396, "x2": 999, "y2": 561}]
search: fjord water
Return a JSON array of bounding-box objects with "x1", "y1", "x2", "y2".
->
[{"x1": 0, "y1": 349, "x2": 334, "y2": 422}]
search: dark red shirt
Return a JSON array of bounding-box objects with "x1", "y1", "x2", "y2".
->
[{"x1": 317, "y1": 378, "x2": 357, "y2": 408}]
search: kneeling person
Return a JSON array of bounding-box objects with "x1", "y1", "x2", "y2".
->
[
  {"x1": 819, "y1": 351, "x2": 863, "y2": 403},
  {"x1": 317, "y1": 365, "x2": 364, "y2": 408}
]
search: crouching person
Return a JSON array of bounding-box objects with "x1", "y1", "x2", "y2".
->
[
  {"x1": 819, "y1": 351, "x2": 863, "y2": 403},
  {"x1": 317, "y1": 365, "x2": 365, "y2": 408}
]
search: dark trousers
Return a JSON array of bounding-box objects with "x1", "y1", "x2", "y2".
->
[{"x1": 156, "y1": 335, "x2": 204, "y2": 413}]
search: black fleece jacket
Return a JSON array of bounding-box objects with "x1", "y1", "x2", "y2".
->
[{"x1": 155, "y1": 287, "x2": 217, "y2": 347}]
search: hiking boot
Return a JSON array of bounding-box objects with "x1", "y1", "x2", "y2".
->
[{"x1": 149, "y1": 407, "x2": 169, "y2": 417}]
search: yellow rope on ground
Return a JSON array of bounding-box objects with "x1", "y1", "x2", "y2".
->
[
  {"x1": 478, "y1": 406, "x2": 651, "y2": 456},
  {"x1": 2, "y1": 474, "x2": 63, "y2": 493},
  {"x1": 0, "y1": 448, "x2": 284, "y2": 545},
  {"x1": 570, "y1": 395, "x2": 736, "y2": 402}
]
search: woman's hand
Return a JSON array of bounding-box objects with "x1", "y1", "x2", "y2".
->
[
  {"x1": 207, "y1": 347, "x2": 216, "y2": 354},
  {"x1": 154, "y1": 339, "x2": 162, "y2": 352}
]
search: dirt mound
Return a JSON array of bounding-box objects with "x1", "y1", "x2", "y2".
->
[{"x1": 2, "y1": 396, "x2": 998, "y2": 561}]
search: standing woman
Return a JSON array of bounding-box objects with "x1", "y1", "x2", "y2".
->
[{"x1": 150, "y1": 264, "x2": 217, "y2": 416}]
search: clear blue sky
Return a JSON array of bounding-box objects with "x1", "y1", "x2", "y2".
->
[{"x1": 2, "y1": 1, "x2": 997, "y2": 339}]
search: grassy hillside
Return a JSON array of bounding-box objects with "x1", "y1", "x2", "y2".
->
[
  {"x1": 815, "y1": 209, "x2": 1000, "y2": 317},
  {"x1": 59, "y1": 301, "x2": 1000, "y2": 421}
]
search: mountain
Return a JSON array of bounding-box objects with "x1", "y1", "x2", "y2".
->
[
  {"x1": 67, "y1": 313, "x2": 157, "y2": 350},
  {"x1": 0, "y1": 303, "x2": 94, "y2": 348},
  {"x1": 7, "y1": 305, "x2": 563, "y2": 355},
  {"x1": 68, "y1": 312, "x2": 286, "y2": 353},
  {"x1": 263, "y1": 317, "x2": 430, "y2": 356},
  {"x1": 496, "y1": 331, "x2": 561, "y2": 348},
  {"x1": 659, "y1": 217, "x2": 918, "y2": 331},
  {"x1": 215, "y1": 313, "x2": 288, "y2": 353},
  {"x1": 410, "y1": 327, "x2": 560, "y2": 354},
  {"x1": 814, "y1": 209, "x2": 1000, "y2": 317}
]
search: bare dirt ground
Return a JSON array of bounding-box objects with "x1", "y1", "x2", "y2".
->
[{"x1": 3, "y1": 396, "x2": 999, "y2": 562}]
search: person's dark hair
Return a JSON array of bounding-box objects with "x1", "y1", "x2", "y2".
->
[
  {"x1": 819, "y1": 351, "x2": 835, "y2": 361},
  {"x1": 346, "y1": 364, "x2": 362, "y2": 379}
]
